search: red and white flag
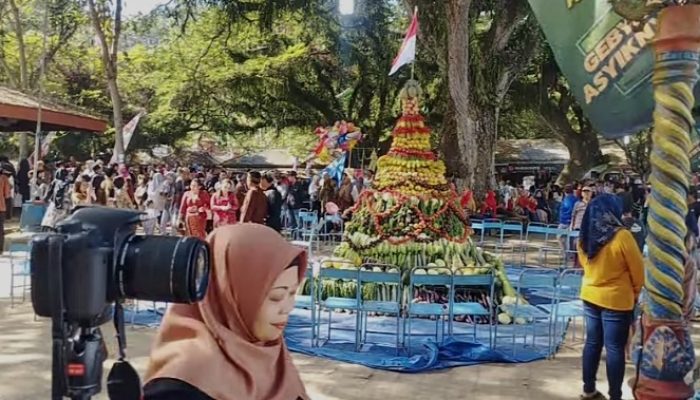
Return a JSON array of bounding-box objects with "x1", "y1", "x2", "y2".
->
[
  {"x1": 110, "y1": 110, "x2": 145, "y2": 164},
  {"x1": 28, "y1": 132, "x2": 57, "y2": 166},
  {"x1": 389, "y1": 8, "x2": 418, "y2": 76}
]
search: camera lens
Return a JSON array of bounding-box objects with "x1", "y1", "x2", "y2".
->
[{"x1": 118, "y1": 235, "x2": 210, "y2": 303}]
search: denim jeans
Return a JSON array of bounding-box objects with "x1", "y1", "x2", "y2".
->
[
  {"x1": 583, "y1": 301, "x2": 633, "y2": 400},
  {"x1": 287, "y1": 208, "x2": 300, "y2": 230}
]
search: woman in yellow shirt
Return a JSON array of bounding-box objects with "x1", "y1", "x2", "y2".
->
[{"x1": 577, "y1": 193, "x2": 644, "y2": 400}]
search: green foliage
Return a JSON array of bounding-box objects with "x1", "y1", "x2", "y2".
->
[{"x1": 0, "y1": 0, "x2": 608, "y2": 173}]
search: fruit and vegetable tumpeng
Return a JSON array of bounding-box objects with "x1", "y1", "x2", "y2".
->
[{"x1": 320, "y1": 80, "x2": 525, "y2": 325}]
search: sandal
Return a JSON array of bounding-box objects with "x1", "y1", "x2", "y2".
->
[{"x1": 579, "y1": 392, "x2": 607, "y2": 400}]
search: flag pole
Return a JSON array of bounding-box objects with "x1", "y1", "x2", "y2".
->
[{"x1": 411, "y1": 6, "x2": 417, "y2": 81}]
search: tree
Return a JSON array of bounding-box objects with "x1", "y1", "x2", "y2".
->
[
  {"x1": 0, "y1": 0, "x2": 83, "y2": 158},
  {"x1": 508, "y1": 50, "x2": 606, "y2": 183},
  {"x1": 140, "y1": 2, "x2": 404, "y2": 154},
  {"x1": 615, "y1": 128, "x2": 652, "y2": 178},
  {"x1": 403, "y1": 0, "x2": 539, "y2": 195},
  {"x1": 87, "y1": 0, "x2": 125, "y2": 159}
]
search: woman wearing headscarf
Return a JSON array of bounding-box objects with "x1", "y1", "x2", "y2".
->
[
  {"x1": 460, "y1": 188, "x2": 476, "y2": 215},
  {"x1": 318, "y1": 174, "x2": 336, "y2": 210},
  {"x1": 146, "y1": 172, "x2": 167, "y2": 234},
  {"x1": 41, "y1": 168, "x2": 71, "y2": 231},
  {"x1": 481, "y1": 190, "x2": 498, "y2": 216},
  {"x1": 210, "y1": 178, "x2": 239, "y2": 228},
  {"x1": 143, "y1": 224, "x2": 309, "y2": 400},
  {"x1": 16, "y1": 158, "x2": 30, "y2": 204},
  {"x1": 336, "y1": 175, "x2": 356, "y2": 212},
  {"x1": 534, "y1": 189, "x2": 551, "y2": 223},
  {"x1": 159, "y1": 171, "x2": 176, "y2": 235},
  {"x1": 577, "y1": 194, "x2": 644, "y2": 400}
]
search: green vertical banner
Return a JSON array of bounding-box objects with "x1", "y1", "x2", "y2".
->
[{"x1": 528, "y1": 0, "x2": 700, "y2": 139}]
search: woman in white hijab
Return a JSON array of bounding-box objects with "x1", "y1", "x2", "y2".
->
[{"x1": 147, "y1": 172, "x2": 166, "y2": 234}]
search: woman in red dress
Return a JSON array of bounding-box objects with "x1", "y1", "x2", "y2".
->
[
  {"x1": 179, "y1": 178, "x2": 210, "y2": 239},
  {"x1": 211, "y1": 178, "x2": 239, "y2": 228}
]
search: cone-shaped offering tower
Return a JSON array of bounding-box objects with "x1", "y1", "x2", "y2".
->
[
  {"x1": 333, "y1": 80, "x2": 471, "y2": 267},
  {"x1": 332, "y1": 82, "x2": 520, "y2": 319}
]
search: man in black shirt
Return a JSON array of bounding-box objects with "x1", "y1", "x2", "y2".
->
[
  {"x1": 622, "y1": 210, "x2": 646, "y2": 253},
  {"x1": 262, "y1": 174, "x2": 283, "y2": 232},
  {"x1": 689, "y1": 192, "x2": 700, "y2": 221},
  {"x1": 284, "y1": 171, "x2": 305, "y2": 229},
  {"x1": 615, "y1": 183, "x2": 634, "y2": 215}
]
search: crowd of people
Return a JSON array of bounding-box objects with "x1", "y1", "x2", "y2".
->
[
  {"x1": 0, "y1": 157, "x2": 376, "y2": 245},
  {"x1": 4, "y1": 155, "x2": 700, "y2": 400},
  {"x1": 459, "y1": 177, "x2": 651, "y2": 252}
]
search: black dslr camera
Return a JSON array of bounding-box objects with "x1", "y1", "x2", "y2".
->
[{"x1": 30, "y1": 207, "x2": 211, "y2": 400}]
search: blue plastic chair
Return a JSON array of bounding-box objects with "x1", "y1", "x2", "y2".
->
[
  {"x1": 450, "y1": 269, "x2": 496, "y2": 347},
  {"x1": 8, "y1": 242, "x2": 31, "y2": 307},
  {"x1": 293, "y1": 261, "x2": 319, "y2": 346},
  {"x1": 501, "y1": 221, "x2": 524, "y2": 242},
  {"x1": 357, "y1": 263, "x2": 403, "y2": 353},
  {"x1": 484, "y1": 221, "x2": 523, "y2": 266},
  {"x1": 317, "y1": 264, "x2": 361, "y2": 350},
  {"x1": 559, "y1": 230, "x2": 581, "y2": 268},
  {"x1": 291, "y1": 214, "x2": 322, "y2": 257},
  {"x1": 405, "y1": 265, "x2": 452, "y2": 353},
  {"x1": 516, "y1": 222, "x2": 549, "y2": 264},
  {"x1": 537, "y1": 225, "x2": 569, "y2": 267},
  {"x1": 5, "y1": 202, "x2": 47, "y2": 251},
  {"x1": 479, "y1": 218, "x2": 503, "y2": 245},
  {"x1": 294, "y1": 210, "x2": 318, "y2": 238},
  {"x1": 470, "y1": 219, "x2": 484, "y2": 241},
  {"x1": 498, "y1": 267, "x2": 558, "y2": 358},
  {"x1": 319, "y1": 214, "x2": 344, "y2": 245},
  {"x1": 543, "y1": 268, "x2": 584, "y2": 351}
]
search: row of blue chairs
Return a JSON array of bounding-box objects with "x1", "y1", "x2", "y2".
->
[
  {"x1": 471, "y1": 219, "x2": 581, "y2": 267},
  {"x1": 294, "y1": 257, "x2": 584, "y2": 359},
  {"x1": 500, "y1": 267, "x2": 584, "y2": 358},
  {"x1": 294, "y1": 259, "x2": 498, "y2": 354}
]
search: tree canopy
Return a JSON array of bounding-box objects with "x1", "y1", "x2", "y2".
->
[{"x1": 0, "y1": 0, "x2": 618, "y2": 188}]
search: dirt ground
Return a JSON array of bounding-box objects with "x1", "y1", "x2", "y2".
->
[
  {"x1": 2, "y1": 298, "x2": 684, "y2": 400},
  {"x1": 0, "y1": 231, "x2": 693, "y2": 400}
]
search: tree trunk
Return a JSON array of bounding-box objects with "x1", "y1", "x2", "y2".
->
[
  {"x1": 473, "y1": 105, "x2": 498, "y2": 192},
  {"x1": 557, "y1": 129, "x2": 605, "y2": 184},
  {"x1": 106, "y1": 75, "x2": 125, "y2": 159},
  {"x1": 88, "y1": 0, "x2": 125, "y2": 160},
  {"x1": 9, "y1": 0, "x2": 28, "y2": 159},
  {"x1": 443, "y1": 0, "x2": 477, "y2": 192}
]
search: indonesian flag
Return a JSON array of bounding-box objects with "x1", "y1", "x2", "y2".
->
[
  {"x1": 28, "y1": 132, "x2": 57, "y2": 166},
  {"x1": 389, "y1": 8, "x2": 418, "y2": 76},
  {"x1": 110, "y1": 110, "x2": 145, "y2": 164}
]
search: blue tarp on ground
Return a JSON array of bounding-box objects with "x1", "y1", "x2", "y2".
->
[
  {"x1": 284, "y1": 310, "x2": 567, "y2": 372},
  {"x1": 124, "y1": 267, "x2": 573, "y2": 373}
]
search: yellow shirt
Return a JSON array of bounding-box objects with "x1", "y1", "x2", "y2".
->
[{"x1": 577, "y1": 229, "x2": 645, "y2": 311}]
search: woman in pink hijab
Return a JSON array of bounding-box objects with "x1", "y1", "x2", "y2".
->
[{"x1": 144, "y1": 224, "x2": 309, "y2": 400}]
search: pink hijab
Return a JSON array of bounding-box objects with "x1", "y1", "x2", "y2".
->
[{"x1": 145, "y1": 224, "x2": 309, "y2": 400}]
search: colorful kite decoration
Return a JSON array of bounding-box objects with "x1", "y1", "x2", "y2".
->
[{"x1": 306, "y1": 120, "x2": 363, "y2": 165}]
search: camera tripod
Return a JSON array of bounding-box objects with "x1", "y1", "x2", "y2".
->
[
  {"x1": 47, "y1": 235, "x2": 139, "y2": 400},
  {"x1": 51, "y1": 325, "x2": 105, "y2": 400}
]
